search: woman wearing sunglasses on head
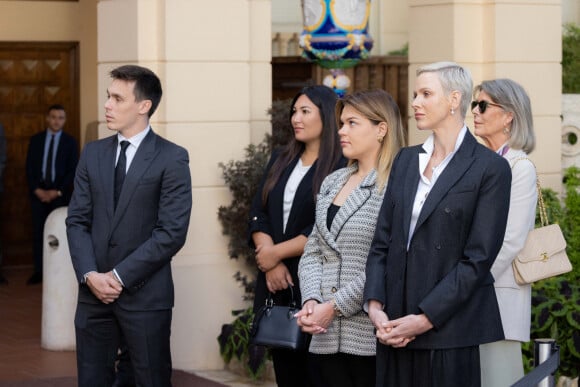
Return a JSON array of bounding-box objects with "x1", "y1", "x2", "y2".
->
[{"x1": 473, "y1": 79, "x2": 537, "y2": 387}]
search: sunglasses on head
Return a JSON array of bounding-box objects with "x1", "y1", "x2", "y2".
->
[{"x1": 471, "y1": 100, "x2": 503, "y2": 114}]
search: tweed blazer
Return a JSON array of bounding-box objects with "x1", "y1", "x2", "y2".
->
[
  {"x1": 299, "y1": 163, "x2": 383, "y2": 356},
  {"x1": 491, "y1": 148, "x2": 536, "y2": 341}
]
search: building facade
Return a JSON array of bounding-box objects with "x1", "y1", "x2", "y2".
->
[{"x1": 0, "y1": 0, "x2": 573, "y2": 371}]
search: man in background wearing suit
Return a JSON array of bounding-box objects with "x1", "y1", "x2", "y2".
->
[
  {"x1": 25, "y1": 104, "x2": 78, "y2": 285},
  {"x1": 0, "y1": 122, "x2": 6, "y2": 284},
  {"x1": 66, "y1": 65, "x2": 192, "y2": 387}
]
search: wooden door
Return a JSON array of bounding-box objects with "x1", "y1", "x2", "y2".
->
[{"x1": 0, "y1": 42, "x2": 80, "y2": 267}]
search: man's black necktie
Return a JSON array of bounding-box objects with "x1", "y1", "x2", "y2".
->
[
  {"x1": 114, "y1": 141, "x2": 130, "y2": 209},
  {"x1": 44, "y1": 134, "x2": 55, "y2": 185}
]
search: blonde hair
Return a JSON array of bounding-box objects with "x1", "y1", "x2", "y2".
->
[{"x1": 335, "y1": 89, "x2": 407, "y2": 192}]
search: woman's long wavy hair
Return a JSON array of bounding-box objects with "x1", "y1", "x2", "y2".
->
[{"x1": 261, "y1": 85, "x2": 342, "y2": 203}]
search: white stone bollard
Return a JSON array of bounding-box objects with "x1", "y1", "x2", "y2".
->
[{"x1": 41, "y1": 206, "x2": 77, "y2": 350}]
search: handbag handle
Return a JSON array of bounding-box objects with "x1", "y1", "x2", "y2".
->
[
  {"x1": 265, "y1": 285, "x2": 298, "y2": 308},
  {"x1": 511, "y1": 157, "x2": 549, "y2": 227}
]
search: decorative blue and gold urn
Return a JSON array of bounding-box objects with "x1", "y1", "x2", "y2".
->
[{"x1": 300, "y1": 0, "x2": 373, "y2": 96}]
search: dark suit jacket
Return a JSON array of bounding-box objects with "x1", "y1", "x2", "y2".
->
[
  {"x1": 249, "y1": 150, "x2": 318, "y2": 310},
  {"x1": 25, "y1": 129, "x2": 78, "y2": 204},
  {"x1": 66, "y1": 130, "x2": 192, "y2": 311},
  {"x1": 364, "y1": 130, "x2": 511, "y2": 349}
]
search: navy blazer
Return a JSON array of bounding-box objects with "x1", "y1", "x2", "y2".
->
[
  {"x1": 66, "y1": 130, "x2": 192, "y2": 311},
  {"x1": 25, "y1": 129, "x2": 78, "y2": 203},
  {"x1": 364, "y1": 130, "x2": 511, "y2": 349}
]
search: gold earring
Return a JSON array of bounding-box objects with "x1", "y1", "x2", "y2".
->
[{"x1": 377, "y1": 136, "x2": 384, "y2": 144}]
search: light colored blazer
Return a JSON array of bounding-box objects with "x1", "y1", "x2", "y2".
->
[
  {"x1": 299, "y1": 163, "x2": 383, "y2": 356},
  {"x1": 492, "y1": 148, "x2": 537, "y2": 342}
]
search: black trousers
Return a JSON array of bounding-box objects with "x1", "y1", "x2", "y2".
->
[
  {"x1": 376, "y1": 344, "x2": 481, "y2": 387},
  {"x1": 271, "y1": 347, "x2": 330, "y2": 387},
  {"x1": 313, "y1": 352, "x2": 376, "y2": 387},
  {"x1": 113, "y1": 337, "x2": 135, "y2": 387},
  {"x1": 75, "y1": 302, "x2": 172, "y2": 387}
]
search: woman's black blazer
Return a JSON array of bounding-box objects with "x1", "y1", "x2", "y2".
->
[{"x1": 364, "y1": 130, "x2": 512, "y2": 348}]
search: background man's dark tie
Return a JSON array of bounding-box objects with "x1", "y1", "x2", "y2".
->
[
  {"x1": 44, "y1": 134, "x2": 54, "y2": 186},
  {"x1": 114, "y1": 141, "x2": 130, "y2": 209}
]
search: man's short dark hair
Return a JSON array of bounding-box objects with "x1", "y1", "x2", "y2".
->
[
  {"x1": 47, "y1": 104, "x2": 66, "y2": 113},
  {"x1": 110, "y1": 65, "x2": 163, "y2": 118}
]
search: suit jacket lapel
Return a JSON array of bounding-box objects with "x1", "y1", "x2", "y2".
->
[
  {"x1": 402, "y1": 149, "x2": 421, "y2": 245},
  {"x1": 332, "y1": 167, "x2": 374, "y2": 237},
  {"x1": 111, "y1": 130, "x2": 158, "y2": 227},
  {"x1": 100, "y1": 135, "x2": 118, "y2": 222},
  {"x1": 315, "y1": 165, "x2": 353, "y2": 252},
  {"x1": 414, "y1": 131, "x2": 477, "y2": 232},
  {"x1": 316, "y1": 164, "x2": 375, "y2": 253}
]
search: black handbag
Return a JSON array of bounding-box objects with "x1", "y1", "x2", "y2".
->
[{"x1": 250, "y1": 286, "x2": 309, "y2": 351}]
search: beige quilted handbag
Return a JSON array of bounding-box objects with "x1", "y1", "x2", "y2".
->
[{"x1": 512, "y1": 160, "x2": 572, "y2": 285}]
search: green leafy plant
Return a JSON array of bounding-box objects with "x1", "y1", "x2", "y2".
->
[
  {"x1": 521, "y1": 166, "x2": 580, "y2": 378},
  {"x1": 560, "y1": 166, "x2": 580, "y2": 275},
  {"x1": 216, "y1": 100, "x2": 293, "y2": 379},
  {"x1": 217, "y1": 308, "x2": 269, "y2": 379},
  {"x1": 562, "y1": 23, "x2": 580, "y2": 94},
  {"x1": 522, "y1": 278, "x2": 580, "y2": 378}
]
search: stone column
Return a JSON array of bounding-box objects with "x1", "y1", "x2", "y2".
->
[
  {"x1": 408, "y1": 0, "x2": 562, "y2": 190},
  {"x1": 96, "y1": 0, "x2": 271, "y2": 370}
]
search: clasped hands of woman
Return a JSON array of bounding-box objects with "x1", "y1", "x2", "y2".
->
[
  {"x1": 369, "y1": 300, "x2": 432, "y2": 348},
  {"x1": 295, "y1": 299, "x2": 335, "y2": 334}
]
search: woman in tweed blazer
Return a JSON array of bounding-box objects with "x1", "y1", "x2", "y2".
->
[{"x1": 296, "y1": 90, "x2": 406, "y2": 387}]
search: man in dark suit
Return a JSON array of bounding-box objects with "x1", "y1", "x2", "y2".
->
[
  {"x1": 66, "y1": 65, "x2": 192, "y2": 387},
  {"x1": 25, "y1": 104, "x2": 78, "y2": 284}
]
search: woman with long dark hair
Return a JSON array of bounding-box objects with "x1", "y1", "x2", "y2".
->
[{"x1": 249, "y1": 85, "x2": 343, "y2": 387}]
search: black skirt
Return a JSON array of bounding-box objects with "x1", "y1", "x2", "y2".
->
[{"x1": 376, "y1": 344, "x2": 481, "y2": 387}]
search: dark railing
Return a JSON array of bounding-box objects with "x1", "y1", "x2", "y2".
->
[{"x1": 511, "y1": 339, "x2": 560, "y2": 387}]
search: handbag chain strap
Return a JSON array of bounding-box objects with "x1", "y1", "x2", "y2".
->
[{"x1": 511, "y1": 157, "x2": 548, "y2": 227}]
